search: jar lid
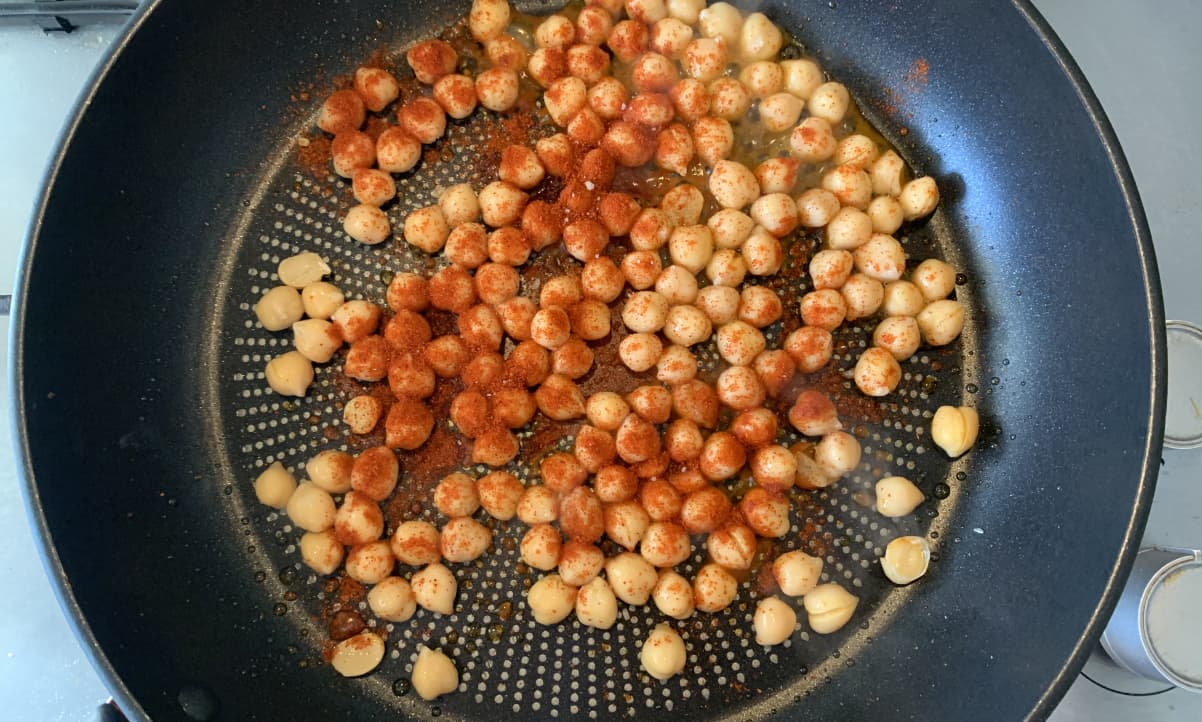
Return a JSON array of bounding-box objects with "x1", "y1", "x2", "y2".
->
[
  {"x1": 1165, "y1": 320, "x2": 1202, "y2": 449},
  {"x1": 1144, "y1": 550, "x2": 1202, "y2": 690}
]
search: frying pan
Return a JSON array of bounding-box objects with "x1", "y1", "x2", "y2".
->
[{"x1": 12, "y1": 0, "x2": 1164, "y2": 719}]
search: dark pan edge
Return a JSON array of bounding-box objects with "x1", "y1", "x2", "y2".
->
[
  {"x1": 8, "y1": 2, "x2": 163, "y2": 721},
  {"x1": 1008, "y1": 1, "x2": 1166, "y2": 719}
]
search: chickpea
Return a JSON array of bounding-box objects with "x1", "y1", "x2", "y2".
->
[
  {"x1": 650, "y1": 17, "x2": 692, "y2": 58},
  {"x1": 715, "y1": 320, "x2": 766, "y2": 366},
  {"x1": 423, "y1": 334, "x2": 470, "y2": 375},
  {"x1": 823, "y1": 164, "x2": 873, "y2": 210},
  {"x1": 605, "y1": 551, "x2": 658, "y2": 604},
  {"x1": 796, "y1": 187, "x2": 841, "y2": 229},
  {"x1": 344, "y1": 204, "x2": 391, "y2": 245},
  {"x1": 440, "y1": 517, "x2": 492, "y2": 563},
  {"x1": 621, "y1": 249, "x2": 663, "y2": 290},
  {"x1": 584, "y1": 392, "x2": 629, "y2": 432},
  {"x1": 433, "y1": 73, "x2": 478, "y2": 119},
  {"x1": 475, "y1": 67, "x2": 521, "y2": 111},
  {"x1": 683, "y1": 38, "x2": 727, "y2": 82},
  {"x1": 300, "y1": 529, "x2": 343, "y2": 575},
  {"x1": 331, "y1": 299, "x2": 381, "y2": 343},
  {"x1": 825, "y1": 208, "x2": 872, "y2": 252},
  {"x1": 871, "y1": 150, "x2": 906, "y2": 197},
  {"x1": 706, "y1": 249, "x2": 747, "y2": 288},
  {"x1": 632, "y1": 52, "x2": 678, "y2": 93},
  {"x1": 530, "y1": 307, "x2": 572, "y2": 350},
  {"x1": 656, "y1": 123, "x2": 695, "y2": 175},
  {"x1": 559, "y1": 541, "x2": 605, "y2": 587},
  {"x1": 912, "y1": 258, "x2": 957, "y2": 301},
  {"x1": 301, "y1": 282, "x2": 345, "y2": 320},
  {"x1": 604, "y1": 501, "x2": 652, "y2": 552},
  {"x1": 411, "y1": 646, "x2": 459, "y2": 700},
  {"x1": 680, "y1": 486, "x2": 732, "y2": 535},
  {"x1": 815, "y1": 431, "x2": 861, "y2": 479},
  {"x1": 521, "y1": 524, "x2": 563, "y2": 571},
  {"x1": 798, "y1": 289, "x2": 846, "y2": 331},
  {"x1": 708, "y1": 77, "x2": 752, "y2": 121},
  {"x1": 253, "y1": 461, "x2": 296, "y2": 509},
  {"x1": 790, "y1": 117, "x2": 837, "y2": 163},
  {"x1": 345, "y1": 540, "x2": 395, "y2": 585},
  {"x1": 805, "y1": 582, "x2": 859, "y2": 634},
  {"x1": 716, "y1": 365, "x2": 766, "y2": 410},
  {"x1": 351, "y1": 168, "x2": 396, "y2": 208},
  {"x1": 376, "y1": 127, "x2": 421, "y2": 174},
  {"x1": 879, "y1": 280, "x2": 924, "y2": 317},
  {"x1": 398, "y1": 98, "x2": 447, "y2": 145},
  {"x1": 797, "y1": 452, "x2": 834, "y2": 493},
  {"x1": 527, "y1": 47, "x2": 568, "y2": 89},
  {"x1": 842, "y1": 272, "x2": 885, "y2": 321},
  {"x1": 576, "y1": 577, "x2": 618, "y2": 629},
  {"x1": 412, "y1": 563, "x2": 458, "y2": 615},
  {"x1": 432, "y1": 472, "x2": 480, "y2": 519},
  {"x1": 534, "y1": 374, "x2": 586, "y2": 421},
  {"x1": 754, "y1": 596, "x2": 797, "y2": 646},
  {"x1": 750, "y1": 192, "x2": 800, "y2": 237},
  {"x1": 319, "y1": 89, "x2": 365, "y2": 134},
  {"x1": 751, "y1": 445, "x2": 799, "y2": 493},
  {"x1": 545, "y1": 76, "x2": 587, "y2": 127},
  {"x1": 516, "y1": 485, "x2": 559, "y2": 525},
  {"x1": 930, "y1": 405, "x2": 980, "y2": 457},
  {"x1": 661, "y1": 184, "x2": 705, "y2": 226},
  {"x1": 255, "y1": 286, "x2": 304, "y2": 332},
  {"x1": 899, "y1": 176, "x2": 940, "y2": 220},
  {"x1": 331, "y1": 131, "x2": 375, "y2": 178},
  {"x1": 773, "y1": 550, "x2": 824, "y2": 597},
  {"x1": 535, "y1": 134, "x2": 574, "y2": 177},
  {"x1": 616, "y1": 412, "x2": 661, "y2": 463},
  {"x1": 506, "y1": 339, "x2": 551, "y2": 387},
  {"x1": 739, "y1": 62, "x2": 784, "y2": 99},
  {"x1": 881, "y1": 536, "x2": 931, "y2": 585},
  {"x1": 698, "y1": 431, "x2": 746, "y2": 481},
  {"x1": 265, "y1": 351, "x2": 314, "y2": 397},
  {"x1": 874, "y1": 475, "x2": 925, "y2": 519},
  {"x1": 916, "y1": 299, "x2": 966, "y2": 346},
  {"x1": 368, "y1": 576, "x2": 417, "y2": 623},
  {"x1": 698, "y1": 1, "x2": 742, "y2": 45},
  {"x1": 387, "y1": 272, "x2": 429, "y2": 313},
  {"x1": 648, "y1": 571, "x2": 694, "y2": 620},
  {"x1": 739, "y1": 11, "x2": 783, "y2": 61},
  {"x1": 741, "y1": 226, "x2": 784, "y2": 276},
  {"x1": 867, "y1": 195, "x2": 905, "y2": 234},
  {"x1": 476, "y1": 471, "x2": 524, "y2": 521},
  {"x1": 623, "y1": 385, "x2": 671, "y2": 425},
  {"x1": 667, "y1": 0, "x2": 704, "y2": 23},
  {"x1": 656, "y1": 344, "x2": 698, "y2": 385},
  {"x1": 534, "y1": 14, "x2": 575, "y2": 49},
  {"x1": 640, "y1": 521, "x2": 691, "y2": 568},
  {"x1": 343, "y1": 394, "x2": 382, "y2": 434},
  {"x1": 402, "y1": 205, "x2": 449, "y2": 254},
  {"x1": 808, "y1": 81, "x2": 851, "y2": 124},
  {"x1": 576, "y1": 6, "x2": 614, "y2": 45},
  {"x1": 469, "y1": 0, "x2": 510, "y2": 41},
  {"x1": 741, "y1": 487, "x2": 790, "y2": 538},
  {"x1": 331, "y1": 632, "x2": 386, "y2": 678},
  {"x1": 788, "y1": 389, "x2": 841, "y2": 438},
  {"x1": 594, "y1": 464, "x2": 639, "y2": 503},
  {"x1": 641, "y1": 623, "x2": 687, "y2": 680},
  {"x1": 693, "y1": 561, "x2": 739, "y2": 613},
  {"x1": 708, "y1": 208, "x2": 755, "y2": 249},
  {"x1": 444, "y1": 223, "x2": 488, "y2": 269},
  {"x1": 728, "y1": 408, "x2": 776, "y2": 449},
  {"x1": 692, "y1": 116, "x2": 734, "y2": 166},
  {"x1": 654, "y1": 265, "x2": 699, "y2": 306},
  {"x1": 390, "y1": 520, "x2": 441, "y2": 567},
  {"x1": 709, "y1": 160, "x2": 760, "y2": 210},
  {"x1": 670, "y1": 78, "x2": 710, "y2": 122},
  {"x1": 663, "y1": 305, "x2": 713, "y2": 347},
  {"x1": 738, "y1": 286, "x2": 783, "y2": 328},
  {"x1": 622, "y1": 291, "x2": 670, "y2": 334},
  {"x1": 808, "y1": 249, "x2": 853, "y2": 291},
  {"x1": 668, "y1": 225, "x2": 715, "y2": 274},
  {"x1": 780, "y1": 58, "x2": 823, "y2": 99},
  {"x1": 873, "y1": 315, "x2": 921, "y2": 361},
  {"x1": 672, "y1": 379, "x2": 719, "y2": 428},
  {"x1": 854, "y1": 346, "x2": 901, "y2": 397},
  {"x1": 581, "y1": 257, "x2": 625, "y2": 303}
]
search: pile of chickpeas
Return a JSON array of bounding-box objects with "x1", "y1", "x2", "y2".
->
[{"x1": 248, "y1": 0, "x2": 977, "y2": 697}]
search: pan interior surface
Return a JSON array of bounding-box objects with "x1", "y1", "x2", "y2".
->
[{"x1": 13, "y1": 1, "x2": 1161, "y2": 721}]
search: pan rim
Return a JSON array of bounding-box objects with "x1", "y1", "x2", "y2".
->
[{"x1": 7, "y1": 1, "x2": 1165, "y2": 720}]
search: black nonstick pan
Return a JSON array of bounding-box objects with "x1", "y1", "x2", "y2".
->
[{"x1": 13, "y1": 0, "x2": 1164, "y2": 719}]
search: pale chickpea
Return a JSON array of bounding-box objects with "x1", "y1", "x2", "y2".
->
[
  {"x1": 781, "y1": 59, "x2": 823, "y2": 100},
  {"x1": 867, "y1": 195, "x2": 905, "y2": 234},
  {"x1": 477, "y1": 180, "x2": 527, "y2": 227},
  {"x1": 854, "y1": 234, "x2": 906, "y2": 281},
  {"x1": 913, "y1": 258, "x2": 957, "y2": 301},
  {"x1": 739, "y1": 62, "x2": 784, "y2": 99},
  {"x1": 654, "y1": 265, "x2": 699, "y2": 305},
  {"x1": 605, "y1": 551, "x2": 658, "y2": 605},
  {"x1": 650, "y1": 571, "x2": 695, "y2": 620},
  {"x1": 403, "y1": 205, "x2": 450, "y2": 254},
  {"x1": 717, "y1": 366, "x2": 766, "y2": 410},
  {"x1": 706, "y1": 523, "x2": 756, "y2": 571},
  {"x1": 475, "y1": 66, "x2": 520, "y2": 111},
  {"x1": 693, "y1": 562, "x2": 738, "y2": 613},
  {"x1": 575, "y1": 576, "x2": 618, "y2": 629},
  {"x1": 899, "y1": 176, "x2": 940, "y2": 220},
  {"x1": 253, "y1": 461, "x2": 296, "y2": 510},
  {"x1": 794, "y1": 449, "x2": 835, "y2": 490},
  {"x1": 703, "y1": 212, "x2": 749, "y2": 253},
  {"x1": 804, "y1": 583, "x2": 858, "y2": 634},
  {"x1": 663, "y1": 305, "x2": 713, "y2": 347},
  {"x1": 521, "y1": 524, "x2": 563, "y2": 571},
  {"x1": 738, "y1": 285, "x2": 783, "y2": 328},
  {"x1": 622, "y1": 291, "x2": 670, "y2": 334},
  {"x1": 621, "y1": 249, "x2": 663, "y2": 290},
  {"x1": 790, "y1": 117, "x2": 837, "y2": 162},
  {"x1": 882, "y1": 280, "x2": 926, "y2": 317},
  {"x1": 842, "y1": 272, "x2": 885, "y2": 321},
  {"x1": 692, "y1": 116, "x2": 734, "y2": 166},
  {"x1": 604, "y1": 501, "x2": 652, "y2": 551},
  {"x1": 706, "y1": 249, "x2": 747, "y2": 288},
  {"x1": 304, "y1": 450, "x2": 352, "y2": 496},
  {"x1": 875, "y1": 475, "x2": 925, "y2": 517},
  {"x1": 796, "y1": 187, "x2": 841, "y2": 228},
  {"x1": 755, "y1": 157, "x2": 801, "y2": 195},
  {"x1": 342, "y1": 394, "x2": 382, "y2": 434},
  {"x1": 697, "y1": 1, "x2": 742, "y2": 45},
  {"x1": 331, "y1": 299, "x2": 381, "y2": 343},
  {"x1": 661, "y1": 184, "x2": 705, "y2": 226},
  {"x1": 299, "y1": 529, "x2": 343, "y2": 575},
  {"x1": 345, "y1": 540, "x2": 395, "y2": 585},
  {"x1": 667, "y1": 0, "x2": 704, "y2": 23},
  {"x1": 389, "y1": 520, "x2": 441, "y2": 567},
  {"x1": 881, "y1": 535, "x2": 931, "y2": 585},
  {"x1": 367, "y1": 576, "x2": 417, "y2": 622},
  {"x1": 871, "y1": 150, "x2": 906, "y2": 197},
  {"x1": 750, "y1": 193, "x2": 799, "y2": 237},
  {"x1": 255, "y1": 286, "x2": 304, "y2": 332},
  {"x1": 694, "y1": 286, "x2": 738, "y2": 327},
  {"x1": 440, "y1": 517, "x2": 492, "y2": 563},
  {"x1": 709, "y1": 160, "x2": 759, "y2": 211},
  {"x1": 715, "y1": 320, "x2": 766, "y2": 366},
  {"x1": 432, "y1": 74, "x2": 478, "y2": 119},
  {"x1": 265, "y1": 351, "x2": 314, "y2": 397},
  {"x1": 469, "y1": 0, "x2": 510, "y2": 41},
  {"x1": 808, "y1": 81, "x2": 851, "y2": 123},
  {"x1": 826, "y1": 206, "x2": 873, "y2": 250},
  {"x1": 854, "y1": 346, "x2": 901, "y2": 397},
  {"x1": 516, "y1": 485, "x2": 559, "y2": 525},
  {"x1": 683, "y1": 38, "x2": 727, "y2": 82},
  {"x1": 708, "y1": 77, "x2": 752, "y2": 121},
  {"x1": 873, "y1": 315, "x2": 922, "y2": 361},
  {"x1": 476, "y1": 471, "x2": 524, "y2": 521},
  {"x1": 741, "y1": 227, "x2": 784, "y2": 275},
  {"x1": 535, "y1": 14, "x2": 575, "y2": 49},
  {"x1": 822, "y1": 164, "x2": 873, "y2": 210},
  {"x1": 668, "y1": 225, "x2": 715, "y2": 274},
  {"x1": 344, "y1": 204, "x2": 391, "y2": 245},
  {"x1": 640, "y1": 521, "x2": 692, "y2": 568},
  {"x1": 739, "y1": 12, "x2": 783, "y2": 61},
  {"x1": 754, "y1": 596, "x2": 797, "y2": 646},
  {"x1": 656, "y1": 344, "x2": 698, "y2": 385},
  {"x1": 809, "y1": 249, "x2": 854, "y2": 290},
  {"x1": 630, "y1": 208, "x2": 674, "y2": 251},
  {"x1": 405, "y1": 566, "x2": 458, "y2": 621},
  {"x1": 916, "y1": 299, "x2": 966, "y2": 346},
  {"x1": 815, "y1": 431, "x2": 862, "y2": 479},
  {"x1": 586, "y1": 392, "x2": 630, "y2": 432},
  {"x1": 301, "y1": 282, "x2": 345, "y2": 320},
  {"x1": 773, "y1": 550, "x2": 824, "y2": 597}
]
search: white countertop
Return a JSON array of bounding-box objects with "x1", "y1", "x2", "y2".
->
[{"x1": 1, "y1": 1, "x2": 1199, "y2": 719}]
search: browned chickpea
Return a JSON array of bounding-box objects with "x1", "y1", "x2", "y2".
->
[
  {"x1": 450, "y1": 389, "x2": 491, "y2": 438},
  {"x1": 385, "y1": 397, "x2": 435, "y2": 450},
  {"x1": 574, "y1": 424, "x2": 617, "y2": 472},
  {"x1": 639, "y1": 478, "x2": 683, "y2": 521},
  {"x1": 389, "y1": 353, "x2": 436, "y2": 399},
  {"x1": 457, "y1": 304, "x2": 505, "y2": 351},
  {"x1": 668, "y1": 465, "x2": 708, "y2": 494},
  {"x1": 506, "y1": 340, "x2": 551, "y2": 387},
  {"x1": 428, "y1": 264, "x2": 477, "y2": 313},
  {"x1": 471, "y1": 428, "x2": 520, "y2": 467},
  {"x1": 594, "y1": 464, "x2": 639, "y2": 503},
  {"x1": 789, "y1": 389, "x2": 841, "y2": 437},
  {"x1": 493, "y1": 388, "x2": 537, "y2": 429},
  {"x1": 680, "y1": 487, "x2": 732, "y2": 535},
  {"x1": 424, "y1": 335, "x2": 470, "y2": 378},
  {"x1": 626, "y1": 385, "x2": 672, "y2": 424},
  {"x1": 345, "y1": 336, "x2": 389, "y2": 382},
  {"x1": 521, "y1": 200, "x2": 564, "y2": 251},
  {"x1": 541, "y1": 452, "x2": 588, "y2": 493},
  {"x1": 461, "y1": 352, "x2": 505, "y2": 389},
  {"x1": 699, "y1": 432, "x2": 747, "y2": 481},
  {"x1": 350, "y1": 446, "x2": 399, "y2": 501},
  {"x1": 534, "y1": 374, "x2": 586, "y2": 420},
  {"x1": 753, "y1": 350, "x2": 796, "y2": 398},
  {"x1": 387, "y1": 273, "x2": 429, "y2": 313},
  {"x1": 475, "y1": 262, "x2": 521, "y2": 305},
  {"x1": 598, "y1": 193, "x2": 642, "y2": 237},
  {"x1": 730, "y1": 408, "x2": 777, "y2": 448},
  {"x1": 552, "y1": 337, "x2": 595, "y2": 379},
  {"x1": 665, "y1": 419, "x2": 704, "y2": 461},
  {"x1": 615, "y1": 413, "x2": 661, "y2": 463},
  {"x1": 671, "y1": 379, "x2": 719, "y2": 428}
]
